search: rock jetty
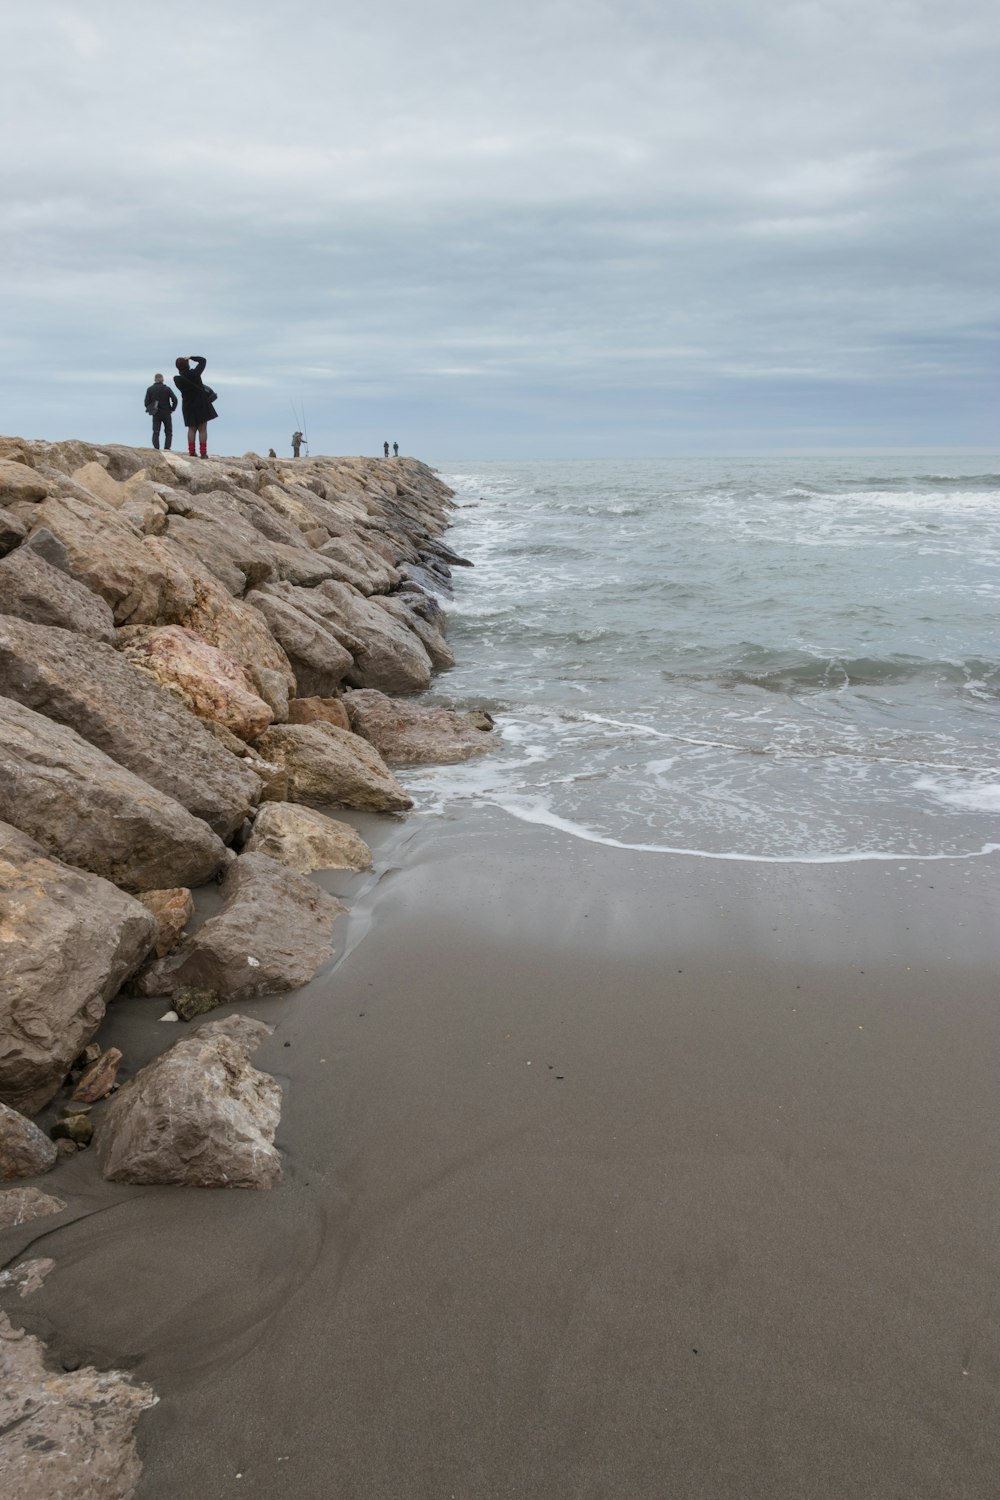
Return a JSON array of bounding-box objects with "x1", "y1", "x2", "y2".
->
[{"x1": 0, "y1": 438, "x2": 496, "y2": 1182}]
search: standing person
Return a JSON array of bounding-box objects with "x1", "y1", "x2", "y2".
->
[
  {"x1": 383, "y1": 440, "x2": 390, "y2": 457},
  {"x1": 393, "y1": 440, "x2": 399, "y2": 456},
  {"x1": 291, "y1": 431, "x2": 303, "y2": 458},
  {"x1": 144, "y1": 373, "x2": 177, "y2": 451},
  {"x1": 173, "y1": 355, "x2": 218, "y2": 458}
]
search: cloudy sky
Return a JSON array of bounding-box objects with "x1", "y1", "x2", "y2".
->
[{"x1": 1, "y1": 0, "x2": 997, "y2": 458}]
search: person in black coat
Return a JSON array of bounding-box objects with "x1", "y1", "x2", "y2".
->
[
  {"x1": 144, "y1": 374, "x2": 177, "y2": 451},
  {"x1": 173, "y1": 356, "x2": 218, "y2": 458}
]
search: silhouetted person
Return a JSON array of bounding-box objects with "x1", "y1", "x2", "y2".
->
[
  {"x1": 393, "y1": 441, "x2": 399, "y2": 456},
  {"x1": 173, "y1": 356, "x2": 217, "y2": 458},
  {"x1": 383, "y1": 440, "x2": 390, "y2": 457},
  {"x1": 268, "y1": 447, "x2": 277, "y2": 458},
  {"x1": 291, "y1": 431, "x2": 303, "y2": 458},
  {"x1": 145, "y1": 373, "x2": 177, "y2": 451}
]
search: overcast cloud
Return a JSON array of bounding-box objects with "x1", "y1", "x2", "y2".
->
[{"x1": 1, "y1": 0, "x2": 997, "y2": 457}]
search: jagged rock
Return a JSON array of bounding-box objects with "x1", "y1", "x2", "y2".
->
[
  {"x1": 195, "y1": 1013, "x2": 274, "y2": 1052},
  {"x1": 0, "y1": 458, "x2": 53, "y2": 505},
  {"x1": 96, "y1": 1027, "x2": 282, "y2": 1188},
  {"x1": 254, "y1": 721, "x2": 413, "y2": 812},
  {"x1": 0, "y1": 1187, "x2": 66, "y2": 1229},
  {"x1": 317, "y1": 533, "x2": 401, "y2": 594},
  {"x1": 245, "y1": 802, "x2": 373, "y2": 873},
  {"x1": 119, "y1": 625, "x2": 273, "y2": 742},
  {"x1": 343, "y1": 688, "x2": 497, "y2": 764},
  {"x1": 136, "y1": 887, "x2": 194, "y2": 957},
  {"x1": 0, "y1": 696, "x2": 228, "y2": 891},
  {"x1": 376, "y1": 591, "x2": 455, "y2": 671},
  {"x1": 51, "y1": 1113, "x2": 94, "y2": 1146},
  {"x1": 0, "y1": 1309, "x2": 157, "y2": 1497},
  {"x1": 173, "y1": 986, "x2": 220, "y2": 1021},
  {"x1": 0, "y1": 821, "x2": 155, "y2": 1115},
  {"x1": 245, "y1": 587, "x2": 354, "y2": 697},
  {"x1": 466, "y1": 709, "x2": 495, "y2": 731},
  {"x1": 70, "y1": 1047, "x2": 123, "y2": 1104},
  {"x1": 0, "y1": 615, "x2": 261, "y2": 839},
  {"x1": 0, "y1": 1103, "x2": 57, "y2": 1180},
  {"x1": 311, "y1": 579, "x2": 434, "y2": 693},
  {"x1": 0, "y1": 543, "x2": 116, "y2": 641},
  {"x1": 0, "y1": 507, "x2": 26, "y2": 556},
  {"x1": 134, "y1": 852, "x2": 346, "y2": 1002},
  {"x1": 287, "y1": 694, "x2": 351, "y2": 731}
]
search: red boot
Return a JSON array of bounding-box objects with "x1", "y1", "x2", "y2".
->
[
  {"x1": 199, "y1": 442, "x2": 208, "y2": 459},
  {"x1": 188, "y1": 439, "x2": 196, "y2": 456}
]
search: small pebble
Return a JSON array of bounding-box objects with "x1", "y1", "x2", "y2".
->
[{"x1": 159, "y1": 1011, "x2": 179, "y2": 1023}]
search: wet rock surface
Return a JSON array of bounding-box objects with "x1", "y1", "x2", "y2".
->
[
  {"x1": 134, "y1": 851, "x2": 346, "y2": 1002},
  {"x1": 344, "y1": 687, "x2": 497, "y2": 764},
  {"x1": 0, "y1": 1187, "x2": 66, "y2": 1229}
]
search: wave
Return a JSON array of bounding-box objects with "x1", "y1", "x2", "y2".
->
[{"x1": 660, "y1": 647, "x2": 1000, "y2": 697}]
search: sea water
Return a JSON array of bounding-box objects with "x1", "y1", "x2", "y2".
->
[{"x1": 408, "y1": 457, "x2": 1000, "y2": 863}]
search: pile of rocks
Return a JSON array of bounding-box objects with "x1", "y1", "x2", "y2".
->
[{"x1": 0, "y1": 440, "x2": 496, "y2": 1196}]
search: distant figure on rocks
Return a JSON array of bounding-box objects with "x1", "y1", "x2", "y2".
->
[
  {"x1": 173, "y1": 356, "x2": 217, "y2": 459},
  {"x1": 144, "y1": 374, "x2": 177, "y2": 451},
  {"x1": 291, "y1": 431, "x2": 303, "y2": 458},
  {"x1": 383, "y1": 440, "x2": 390, "y2": 457},
  {"x1": 393, "y1": 441, "x2": 399, "y2": 456},
  {"x1": 268, "y1": 447, "x2": 277, "y2": 458}
]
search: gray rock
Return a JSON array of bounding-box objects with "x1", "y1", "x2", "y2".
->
[
  {"x1": 0, "y1": 507, "x2": 26, "y2": 556},
  {"x1": 134, "y1": 852, "x2": 346, "y2": 1003},
  {"x1": 195, "y1": 1014, "x2": 274, "y2": 1053},
  {"x1": 0, "y1": 1310, "x2": 157, "y2": 1497},
  {"x1": 51, "y1": 1113, "x2": 94, "y2": 1147},
  {"x1": 343, "y1": 688, "x2": 496, "y2": 765},
  {"x1": 254, "y1": 721, "x2": 414, "y2": 812},
  {"x1": 96, "y1": 1029, "x2": 282, "y2": 1188},
  {"x1": 0, "y1": 821, "x2": 155, "y2": 1115},
  {"x1": 0, "y1": 615, "x2": 261, "y2": 839},
  {"x1": 0, "y1": 544, "x2": 116, "y2": 641},
  {"x1": 312, "y1": 579, "x2": 434, "y2": 694},
  {"x1": 245, "y1": 587, "x2": 354, "y2": 697},
  {"x1": 0, "y1": 1187, "x2": 66, "y2": 1229},
  {"x1": 0, "y1": 696, "x2": 228, "y2": 892},
  {"x1": 0, "y1": 1103, "x2": 58, "y2": 1180},
  {"x1": 375, "y1": 592, "x2": 455, "y2": 671}
]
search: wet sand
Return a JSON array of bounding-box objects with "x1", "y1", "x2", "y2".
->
[{"x1": 6, "y1": 811, "x2": 1000, "y2": 1498}]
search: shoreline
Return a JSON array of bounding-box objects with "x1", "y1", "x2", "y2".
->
[{"x1": 7, "y1": 811, "x2": 1000, "y2": 1496}]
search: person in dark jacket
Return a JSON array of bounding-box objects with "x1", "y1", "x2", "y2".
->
[
  {"x1": 173, "y1": 356, "x2": 217, "y2": 458},
  {"x1": 144, "y1": 374, "x2": 177, "y2": 450}
]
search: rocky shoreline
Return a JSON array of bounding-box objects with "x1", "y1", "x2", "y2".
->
[{"x1": 0, "y1": 437, "x2": 493, "y2": 1495}]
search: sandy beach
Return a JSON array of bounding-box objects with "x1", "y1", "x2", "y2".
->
[{"x1": 9, "y1": 809, "x2": 999, "y2": 1498}]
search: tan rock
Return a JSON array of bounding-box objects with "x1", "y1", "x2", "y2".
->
[
  {"x1": 96, "y1": 1028, "x2": 283, "y2": 1188},
  {"x1": 0, "y1": 1310, "x2": 157, "y2": 1496},
  {"x1": 0, "y1": 1103, "x2": 58, "y2": 1179},
  {"x1": 134, "y1": 851, "x2": 346, "y2": 1002},
  {"x1": 137, "y1": 887, "x2": 194, "y2": 957},
  {"x1": 0, "y1": 821, "x2": 155, "y2": 1115},
  {"x1": 0, "y1": 615, "x2": 261, "y2": 839},
  {"x1": 0, "y1": 458, "x2": 53, "y2": 505},
  {"x1": 344, "y1": 688, "x2": 497, "y2": 765},
  {"x1": 0, "y1": 544, "x2": 116, "y2": 642},
  {"x1": 245, "y1": 586, "x2": 354, "y2": 697},
  {"x1": 312, "y1": 579, "x2": 434, "y2": 694},
  {"x1": 120, "y1": 625, "x2": 273, "y2": 742},
  {"x1": 255, "y1": 721, "x2": 413, "y2": 812},
  {"x1": 287, "y1": 694, "x2": 350, "y2": 731},
  {"x1": 71, "y1": 1047, "x2": 123, "y2": 1104},
  {"x1": 245, "y1": 802, "x2": 373, "y2": 873},
  {"x1": 0, "y1": 696, "x2": 229, "y2": 892},
  {"x1": 0, "y1": 1187, "x2": 66, "y2": 1229}
]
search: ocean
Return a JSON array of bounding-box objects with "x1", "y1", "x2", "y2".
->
[{"x1": 408, "y1": 456, "x2": 1000, "y2": 863}]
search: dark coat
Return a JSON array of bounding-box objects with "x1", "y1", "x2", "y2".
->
[
  {"x1": 145, "y1": 382, "x2": 177, "y2": 414},
  {"x1": 173, "y1": 357, "x2": 217, "y2": 426}
]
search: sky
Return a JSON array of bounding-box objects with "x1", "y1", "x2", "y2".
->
[{"x1": 1, "y1": 0, "x2": 997, "y2": 459}]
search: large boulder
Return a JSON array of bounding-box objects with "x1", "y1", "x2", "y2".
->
[
  {"x1": 0, "y1": 696, "x2": 228, "y2": 891},
  {"x1": 376, "y1": 591, "x2": 455, "y2": 671},
  {"x1": 96, "y1": 1020, "x2": 282, "y2": 1188},
  {"x1": 343, "y1": 688, "x2": 496, "y2": 764},
  {"x1": 0, "y1": 1310, "x2": 157, "y2": 1497},
  {"x1": 311, "y1": 580, "x2": 433, "y2": 693},
  {"x1": 134, "y1": 851, "x2": 345, "y2": 1001},
  {"x1": 119, "y1": 625, "x2": 273, "y2": 742},
  {"x1": 244, "y1": 802, "x2": 373, "y2": 873},
  {"x1": 316, "y1": 533, "x2": 401, "y2": 594},
  {"x1": 254, "y1": 721, "x2": 413, "y2": 812},
  {"x1": 0, "y1": 1102, "x2": 58, "y2": 1179},
  {"x1": 245, "y1": 587, "x2": 354, "y2": 697},
  {"x1": 0, "y1": 543, "x2": 116, "y2": 641},
  {"x1": 0, "y1": 821, "x2": 155, "y2": 1115},
  {"x1": 287, "y1": 694, "x2": 350, "y2": 730},
  {"x1": 0, "y1": 458, "x2": 53, "y2": 505},
  {"x1": 0, "y1": 615, "x2": 261, "y2": 839}
]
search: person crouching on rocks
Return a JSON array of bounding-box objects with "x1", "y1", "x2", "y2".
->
[
  {"x1": 173, "y1": 356, "x2": 218, "y2": 458},
  {"x1": 144, "y1": 373, "x2": 177, "y2": 450}
]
